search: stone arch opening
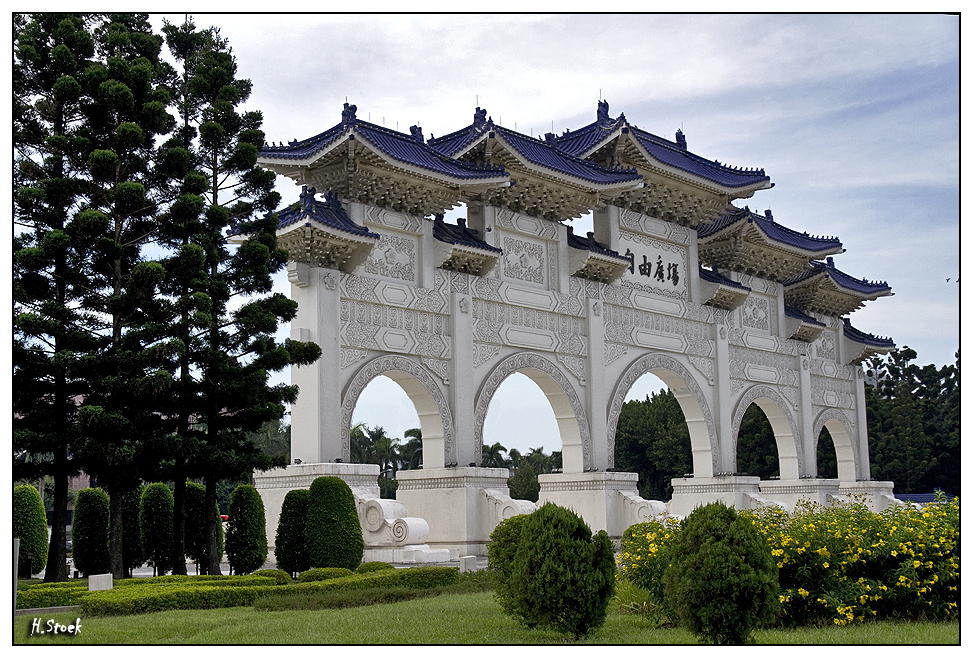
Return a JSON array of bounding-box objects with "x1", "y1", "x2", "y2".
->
[
  {"x1": 732, "y1": 385, "x2": 802, "y2": 480},
  {"x1": 482, "y1": 372, "x2": 561, "y2": 470},
  {"x1": 813, "y1": 409, "x2": 858, "y2": 482},
  {"x1": 607, "y1": 353, "x2": 718, "y2": 479},
  {"x1": 341, "y1": 355, "x2": 454, "y2": 470},
  {"x1": 474, "y1": 352, "x2": 590, "y2": 473}
]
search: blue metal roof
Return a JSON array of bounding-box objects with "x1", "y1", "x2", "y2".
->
[
  {"x1": 433, "y1": 216, "x2": 501, "y2": 254},
  {"x1": 566, "y1": 226, "x2": 628, "y2": 260},
  {"x1": 699, "y1": 266, "x2": 751, "y2": 291},
  {"x1": 784, "y1": 304, "x2": 826, "y2": 327},
  {"x1": 698, "y1": 206, "x2": 843, "y2": 255},
  {"x1": 783, "y1": 257, "x2": 892, "y2": 297},
  {"x1": 277, "y1": 186, "x2": 380, "y2": 239}
]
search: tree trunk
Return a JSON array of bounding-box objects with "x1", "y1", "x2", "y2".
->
[
  {"x1": 203, "y1": 477, "x2": 222, "y2": 575},
  {"x1": 108, "y1": 486, "x2": 125, "y2": 579},
  {"x1": 171, "y1": 474, "x2": 187, "y2": 575},
  {"x1": 43, "y1": 449, "x2": 68, "y2": 582}
]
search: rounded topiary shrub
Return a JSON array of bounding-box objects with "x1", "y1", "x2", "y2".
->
[
  {"x1": 297, "y1": 567, "x2": 354, "y2": 582},
  {"x1": 73, "y1": 487, "x2": 111, "y2": 577},
  {"x1": 505, "y1": 502, "x2": 616, "y2": 639},
  {"x1": 305, "y1": 476, "x2": 363, "y2": 572},
  {"x1": 120, "y1": 485, "x2": 145, "y2": 575},
  {"x1": 140, "y1": 483, "x2": 174, "y2": 575},
  {"x1": 253, "y1": 568, "x2": 293, "y2": 584},
  {"x1": 663, "y1": 502, "x2": 779, "y2": 645},
  {"x1": 225, "y1": 484, "x2": 268, "y2": 575},
  {"x1": 14, "y1": 484, "x2": 49, "y2": 577},
  {"x1": 487, "y1": 513, "x2": 530, "y2": 614},
  {"x1": 357, "y1": 561, "x2": 395, "y2": 574},
  {"x1": 274, "y1": 488, "x2": 310, "y2": 576},
  {"x1": 185, "y1": 482, "x2": 224, "y2": 568}
]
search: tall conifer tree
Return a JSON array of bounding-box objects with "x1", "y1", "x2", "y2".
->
[{"x1": 156, "y1": 17, "x2": 320, "y2": 574}]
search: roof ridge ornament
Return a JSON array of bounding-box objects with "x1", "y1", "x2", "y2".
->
[
  {"x1": 300, "y1": 185, "x2": 317, "y2": 213},
  {"x1": 410, "y1": 125, "x2": 424, "y2": 143},
  {"x1": 341, "y1": 102, "x2": 357, "y2": 126},
  {"x1": 597, "y1": 99, "x2": 610, "y2": 123},
  {"x1": 675, "y1": 128, "x2": 687, "y2": 151},
  {"x1": 473, "y1": 107, "x2": 488, "y2": 130}
]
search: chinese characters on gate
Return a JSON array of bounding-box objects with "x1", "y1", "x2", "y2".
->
[{"x1": 625, "y1": 248, "x2": 679, "y2": 287}]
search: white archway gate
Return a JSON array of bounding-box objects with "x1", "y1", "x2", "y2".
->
[{"x1": 252, "y1": 103, "x2": 896, "y2": 559}]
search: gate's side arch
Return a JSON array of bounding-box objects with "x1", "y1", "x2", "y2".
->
[
  {"x1": 607, "y1": 352, "x2": 719, "y2": 478},
  {"x1": 473, "y1": 352, "x2": 591, "y2": 473},
  {"x1": 341, "y1": 355, "x2": 454, "y2": 469},
  {"x1": 813, "y1": 408, "x2": 860, "y2": 483},
  {"x1": 732, "y1": 385, "x2": 803, "y2": 480}
]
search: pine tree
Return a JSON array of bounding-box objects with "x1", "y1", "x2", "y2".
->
[{"x1": 155, "y1": 17, "x2": 320, "y2": 574}]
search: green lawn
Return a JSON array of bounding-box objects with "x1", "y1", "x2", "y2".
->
[{"x1": 14, "y1": 591, "x2": 959, "y2": 644}]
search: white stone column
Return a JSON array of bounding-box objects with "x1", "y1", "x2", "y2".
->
[
  {"x1": 854, "y1": 364, "x2": 872, "y2": 481},
  {"x1": 797, "y1": 354, "x2": 815, "y2": 477},
  {"x1": 592, "y1": 205, "x2": 620, "y2": 253},
  {"x1": 289, "y1": 263, "x2": 344, "y2": 464},
  {"x1": 450, "y1": 276, "x2": 475, "y2": 468},
  {"x1": 712, "y1": 323, "x2": 733, "y2": 475},
  {"x1": 586, "y1": 293, "x2": 608, "y2": 470}
]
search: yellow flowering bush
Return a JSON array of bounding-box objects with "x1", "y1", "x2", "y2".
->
[
  {"x1": 618, "y1": 494, "x2": 959, "y2": 628},
  {"x1": 742, "y1": 493, "x2": 959, "y2": 626}
]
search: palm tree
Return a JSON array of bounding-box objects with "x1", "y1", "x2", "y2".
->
[
  {"x1": 507, "y1": 448, "x2": 523, "y2": 469},
  {"x1": 350, "y1": 422, "x2": 373, "y2": 464},
  {"x1": 526, "y1": 447, "x2": 552, "y2": 475},
  {"x1": 399, "y1": 428, "x2": 422, "y2": 470},
  {"x1": 481, "y1": 442, "x2": 508, "y2": 468}
]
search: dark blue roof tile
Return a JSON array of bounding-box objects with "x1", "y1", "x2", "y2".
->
[
  {"x1": 277, "y1": 186, "x2": 380, "y2": 239},
  {"x1": 433, "y1": 216, "x2": 501, "y2": 253},
  {"x1": 843, "y1": 318, "x2": 895, "y2": 348},
  {"x1": 698, "y1": 266, "x2": 751, "y2": 291},
  {"x1": 784, "y1": 304, "x2": 826, "y2": 327},
  {"x1": 566, "y1": 227, "x2": 628, "y2": 260},
  {"x1": 783, "y1": 257, "x2": 892, "y2": 296},
  {"x1": 698, "y1": 206, "x2": 843, "y2": 255}
]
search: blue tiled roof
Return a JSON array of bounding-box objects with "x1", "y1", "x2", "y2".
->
[
  {"x1": 433, "y1": 217, "x2": 501, "y2": 253},
  {"x1": 783, "y1": 257, "x2": 892, "y2": 296},
  {"x1": 698, "y1": 206, "x2": 843, "y2": 255},
  {"x1": 784, "y1": 304, "x2": 826, "y2": 327},
  {"x1": 566, "y1": 227, "x2": 628, "y2": 260},
  {"x1": 699, "y1": 266, "x2": 751, "y2": 291},
  {"x1": 277, "y1": 187, "x2": 380, "y2": 239},
  {"x1": 843, "y1": 318, "x2": 895, "y2": 348},
  {"x1": 260, "y1": 105, "x2": 506, "y2": 182}
]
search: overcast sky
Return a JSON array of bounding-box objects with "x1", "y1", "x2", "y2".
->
[{"x1": 148, "y1": 13, "x2": 959, "y2": 457}]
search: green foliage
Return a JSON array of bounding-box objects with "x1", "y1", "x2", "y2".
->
[
  {"x1": 298, "y1": 567, "x2": 355, "y2": 583},
  {"x1": 13, "y1": 484, "x2": 49, "y2": 576},
  {"x1": 185, "y1": 481, "x2": 223, "y2": 567},
  {"x1": 80, "y1": 580, "x2": 279, "y2": 616},
  {"x1": 507, "y1": 463, "x2": 539, "y2": 502},
  {"x1": 72, "y1": 488, "x2": 110, "y2": 577},
  {"x1": 305, "y1": 476, "x2": 364, "y2": 572},
  {"x1": 17, "y1": 581, "x2": 90, "y2": 609},
  {"x1": 356, "y1": 561, "x2": 395, "y2": 574},
  {"x1": 120, "y1": 485, "x2": 145, "y2": 575},
  {"x1": 663, "y1": 502, "x2": 779, "y2": 644},
  {"x1": 504, "y1": 503, "x2": 616, "y2": 639},
  {"x1": 274, "y1": 488, "x2": 309, "y2": 576},
  {"x1": 252, "y1": 568, "x2": 293, "y2": 585},
  {"x1": 225, "y1": 484, "x2": 268, "y2": 575},
  {"x1": 140, "y1": 483, "x2": 174, "y2": 575},
  {"x1": 735, "y1": 405, "x2": 779, "y2": 479},
  {"x1": 487, "y1": 513, "x2": 530, "y2": 614},
  {"x1": 613, "y1": 389, "x2": 692, "y2": 499}
]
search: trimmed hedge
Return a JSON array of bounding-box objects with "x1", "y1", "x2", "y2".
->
[
  {"x1": 487, "y1": 513, "x2": 530, "y2": 615},
  {"x1": 185, "y1": 482, "x2": 224, "y2": 567},
  {"x1": 298, "y1": 567, "x2": 354, "y2": 583},
  {"x1": 121, "y1": 485, "x2": 145, "y2": 574},
  {"x1": 306, "y1": 476, "x2": 363, "y2": 571},
  {"x1": 13, "y1": 484, "x2": 49, "y2": 576},
  {"x1": 73, "y1": 488, "x2": 110, "y2": 577},
  {"x1": 225, "y1": 484, "x2": 268, "y2": 575},
  {"x1": 274, "y1": 488, "x2": 310, "y2": 576},
  {"x1": 356, "y1": 561, "x2": 395, "y2": 574},
  {"x1": 16, "y1": 581, "x2": 89, "y2": 609}
]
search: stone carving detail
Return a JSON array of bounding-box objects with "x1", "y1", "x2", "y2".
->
[
  {"x1": 421, "y1": 357, "x2": 450, "y2": 384},
  {"x1": 606, "y1": 353, "x2": 718, "y2": 472},
  {"x1": 458, "y1": 297, "x2": 469, "y2": 314},
  {"x1": 363, "y1": 233, "x2": 416, "y2": 281},
  {"x1": 495, "y1": 208, "x2": 559, "y2": 240},
  {"x1": 602, "y1": 303, "x2": 711, "y2": 352},
  {"x1": 816, "y1": 330, "x2": 837, "y2": 361},
  {"x1": 503, "y1": 236, "x2": 545, "y2": 284},
  {"x1": 557, "y1": 353, "x2": 587, "y2": 386},
  {"x1": 472, "y1": 342, "x2": 501, "y2": 368},
  {"x1": 604, "y1": 342, "x2": 629, "y2": 366},
  {"x1": 471, "y1": 298, "x2": 587, "y2": 353},
  {"x1": 471, "y1": 276, "x2": 503, "y2": 302},
  {"x1": 473, "y1": 352, "x2": 591, "y2": 469},
  {"x1": 731, "y1": 385, "x2": 804, "y2": 475},
  {"x1": 688, "y1": 355, "x2": 715, "y2": 384},
  {"x1": 810, "y1": 374, "x2": 856, "y2": 409},
  {"x1": 342, "y1": 356, "x2": 454, "y2": 464},
  {"x1": 592, "y1": 301, "x2": 602, "y2": 317},
  {"x1": 365, "y1": 205, "x2": 422, "y2": 233},
  {"x1": 340, "y1": 348, "x2": 368, "y2": 369},
  {"x1": 323, "y1": 272, "x2": 338, "y2": 290},
  {"x1": 742, "y1": 296, "x2": 770, "y2": 331},
  {"x1": 449, "y1": 270, "x2": 470, "y2": 295},
  {"x1": 779, "y1": 385, "x2": 800, "y2": 410},
  {"x1": 728, "y1": 346, "x2": 799, "y2": 386}
]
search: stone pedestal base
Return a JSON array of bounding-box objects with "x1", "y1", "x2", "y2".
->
[
  {"x1": 538, "y1": 471, "x2": 668, "y2": 540},
  {"x1": 757, "y1": 478, "x2": 842, "y2": 512},
  {"x1": 395, "y1": 467, "x2": 529, "y2": 556},
  {"x1": 838, "y1": 480, "x2": 898, "y2": 512},
  {"x1": 363, "y1": 545, "x2": 452, "y2": 564},
  {"x1": 668, "y1": 475, "x2": 764, "y2": 518}
]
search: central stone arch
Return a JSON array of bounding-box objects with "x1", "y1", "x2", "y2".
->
[
  {"x1": 732, "y1": 384, "x2": 803, "y2": 479},
  {"x1": 607, "y1": 352, "x2": 719, "y2": 479},
  {"x1": 473, "y1": 352, "x2": 591, "y2": 473},
  {"x1": 341, "y1": 355, "x2": 455, "y2": 469}
]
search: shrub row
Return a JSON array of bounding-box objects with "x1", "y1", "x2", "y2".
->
[
  {"x1": 13, "y1": 484, "x2": 48, "y2": 577},
  {"x1": 69, "y1": 566, "x2": 458, "y2": 616}
]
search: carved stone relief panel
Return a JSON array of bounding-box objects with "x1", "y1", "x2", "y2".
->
[
  {"x1": 741, "y1": 295, "x2": 771, "y2": 332},
  {"x1": 617, "y1": 230, "x2": 689, "y2": 300},
  {"x1": 362, "y1": 232, "x2": 417, "y2": 282},
  {"x1": 815, "y1": 329, "x2": 837, "y2": 361},
  {"x1": 502, "y1": 235, "x2": 546, "y2": 286}
]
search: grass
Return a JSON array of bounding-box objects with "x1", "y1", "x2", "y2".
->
[{"x1": 14, "y1": 590, "x2": 959, "y2": 645}]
